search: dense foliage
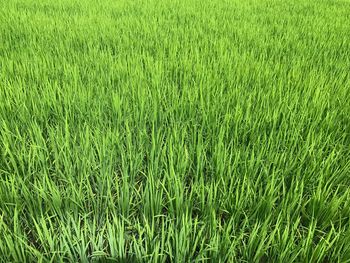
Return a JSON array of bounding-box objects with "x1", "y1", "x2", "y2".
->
[{"x1": 0, "y1": 0, "x2": 349, "y2": 261}]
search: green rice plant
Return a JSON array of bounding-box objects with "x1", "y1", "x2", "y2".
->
[{"x1": 0, "y1": 0, "x2": 349, "y2": 262}]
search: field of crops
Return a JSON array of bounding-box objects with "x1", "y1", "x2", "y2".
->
[{"x1": 0, "y1": 0, "x2": 350, "y2": 262}]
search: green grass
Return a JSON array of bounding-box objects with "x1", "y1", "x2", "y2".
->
[{"x1": 0, "y1": 0, "x2": 350, "y2": 262}]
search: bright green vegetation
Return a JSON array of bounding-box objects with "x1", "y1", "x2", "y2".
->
[{"x1": 1, "y1": 0, "x2": 350, "y2": 262}]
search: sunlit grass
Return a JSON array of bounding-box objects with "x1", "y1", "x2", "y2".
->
[{"x1": 0, "y1": 0, "x2": 350, "y2": 262}]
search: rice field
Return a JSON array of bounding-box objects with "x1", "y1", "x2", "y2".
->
[{"x1": 0, "y1": 0, "x2": 350, "y2": 262}]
